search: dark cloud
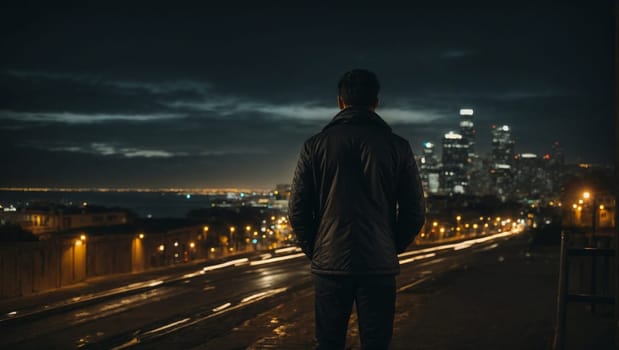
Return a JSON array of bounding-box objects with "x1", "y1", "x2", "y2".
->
[{"x1": 0, "y1": 2, "x2": 613, "y2": 188}]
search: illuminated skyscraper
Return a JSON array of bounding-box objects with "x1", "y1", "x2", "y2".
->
[
  {"x1": 419, "y1": 142, "x2": 440, "y2": 193},
  {"x1": 490, "y1": 125, "x2": 515, "y2": 200},
  {"x1": 459, "y1": 108, "x2": 476, "y2": 160},
  {"x1": 491, "y1": 124, "x2": 514, "y2": 165},
  {"x1": 441, "y1": 131, "x2": 469, "y2": 194}
]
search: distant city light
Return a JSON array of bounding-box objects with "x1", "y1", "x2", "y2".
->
[
  {"x1": 186, "y1": 194, "x2": 191, "y2": 199},
  {"x1": 459, "y1": 120, "x2": 474, "y2": 127},
  {"x1": 501, "y1": 125, "x2": 510, "y2": 131},
  {"x1": 520, "y1": 153, "x2": 537, "y2": 158},
  {"x1": 459, "y1": 109, "x2": 474, "y2": 115},
  {"x1": 444, "y1": 131, "x2": 463, "y2": 140},
  {"x1": 423, "y1": 142, "x2": 434, "y2": 148}
]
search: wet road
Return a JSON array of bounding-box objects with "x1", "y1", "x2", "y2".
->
[{"x1": 0, "y1": 229, "x2": 524, "y2": 349}]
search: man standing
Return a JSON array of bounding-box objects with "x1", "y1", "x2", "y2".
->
[{"x1": 289, "y1": 69, "x2": 426, "y2": 349}]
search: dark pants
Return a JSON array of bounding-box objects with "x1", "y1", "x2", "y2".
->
[{"x1": 314, "y1": 274, "x2": 396, "y2": 350}]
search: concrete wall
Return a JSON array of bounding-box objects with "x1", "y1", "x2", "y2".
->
[
  {"x1": 0, "y1": 228, "x2": 210, "y2": 298},
  {"x1": 0, "y1": 240, "x2": 65, "y2": 297}
]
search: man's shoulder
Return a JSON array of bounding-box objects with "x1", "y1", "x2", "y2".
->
[{"x1": 302, "y1": 133, "x2": 321, "y2": 148}]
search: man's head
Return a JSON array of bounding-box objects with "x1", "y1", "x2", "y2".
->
[{"x1": 337, "y1": 69, "x2": 380, "y2": 111}]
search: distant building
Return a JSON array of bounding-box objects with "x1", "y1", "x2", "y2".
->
[
  {"x1": 491, "y1": 125, "x2": 514, "y2": 165},
  {"x1": 490, "y1": 124, "x2": 515, "y2": 200},
  {"x1": 547, "y1": 141, "x2": 565, "y2": 194},
  {"x1": 513, "y1": 153, "x2": 553, "y2": 199},
  {"x1": 0, "y1": 203, "x2": 130, "y2": 236},
  {"x1": 459, "y1": 108, "x2": 477, "y2": 161},
  {"x1": 419, "y1": 142, "x2": 440, "y2": 194},
  {"x1": 459, "y1": 109, "x2": 488, "y2": 196},
  {"x1": 441, "y1": 131, "x2": 469, "y2": 194}
]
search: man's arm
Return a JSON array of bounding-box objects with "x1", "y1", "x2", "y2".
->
[
  {"x1": 288, "y1": 140, "x2": 317, "y2": 259},
  {"x1": 395, "y1": 142, "x2": 426, "y2": 254}
]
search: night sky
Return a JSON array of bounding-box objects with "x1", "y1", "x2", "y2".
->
[{"x1": 0, "y1": 2, "x2": 614, "y2": 189}]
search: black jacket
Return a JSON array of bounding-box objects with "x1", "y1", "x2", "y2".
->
[{"x1": 289, "y1": 106, "x2": 426, "y2": 275}]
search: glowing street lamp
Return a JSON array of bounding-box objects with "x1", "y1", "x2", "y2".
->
[
  {"x1": 579, "y1": 190, "x2": 598, "y2": 243},
  {"x1": 229, "y1": 226, "x2": 236, "y2": 250}
]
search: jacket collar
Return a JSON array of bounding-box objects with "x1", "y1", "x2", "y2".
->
[{"x1": 322, "y1": 106, "x2": 392, "y2": 132}]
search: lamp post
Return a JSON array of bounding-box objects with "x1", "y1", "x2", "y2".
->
[
  {"x1": 229, "y1": 226, "x2": 236, "y2": 252},
  {"x1": 582, "y1": 191, "x2": 596, "y2": 245},
  {"x1": 245, "y1": 225, "x2": 251, "y2": 250}
]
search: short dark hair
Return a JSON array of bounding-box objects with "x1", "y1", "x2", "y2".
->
[{"x1": 337, "y1": 69, "x2": 380, "y2": 107}]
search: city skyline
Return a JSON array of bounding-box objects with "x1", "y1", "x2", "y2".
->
[{"x1": 1, "y1": 2, "x2": 614, "y2": 188}]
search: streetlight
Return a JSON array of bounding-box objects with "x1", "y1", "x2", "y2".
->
[
  {"x1": 581, "y1": 191, "x2": 596, "y2": 240},
  {"x1": 229, "y1": 226, "x2": 236, "y2": 251}
]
